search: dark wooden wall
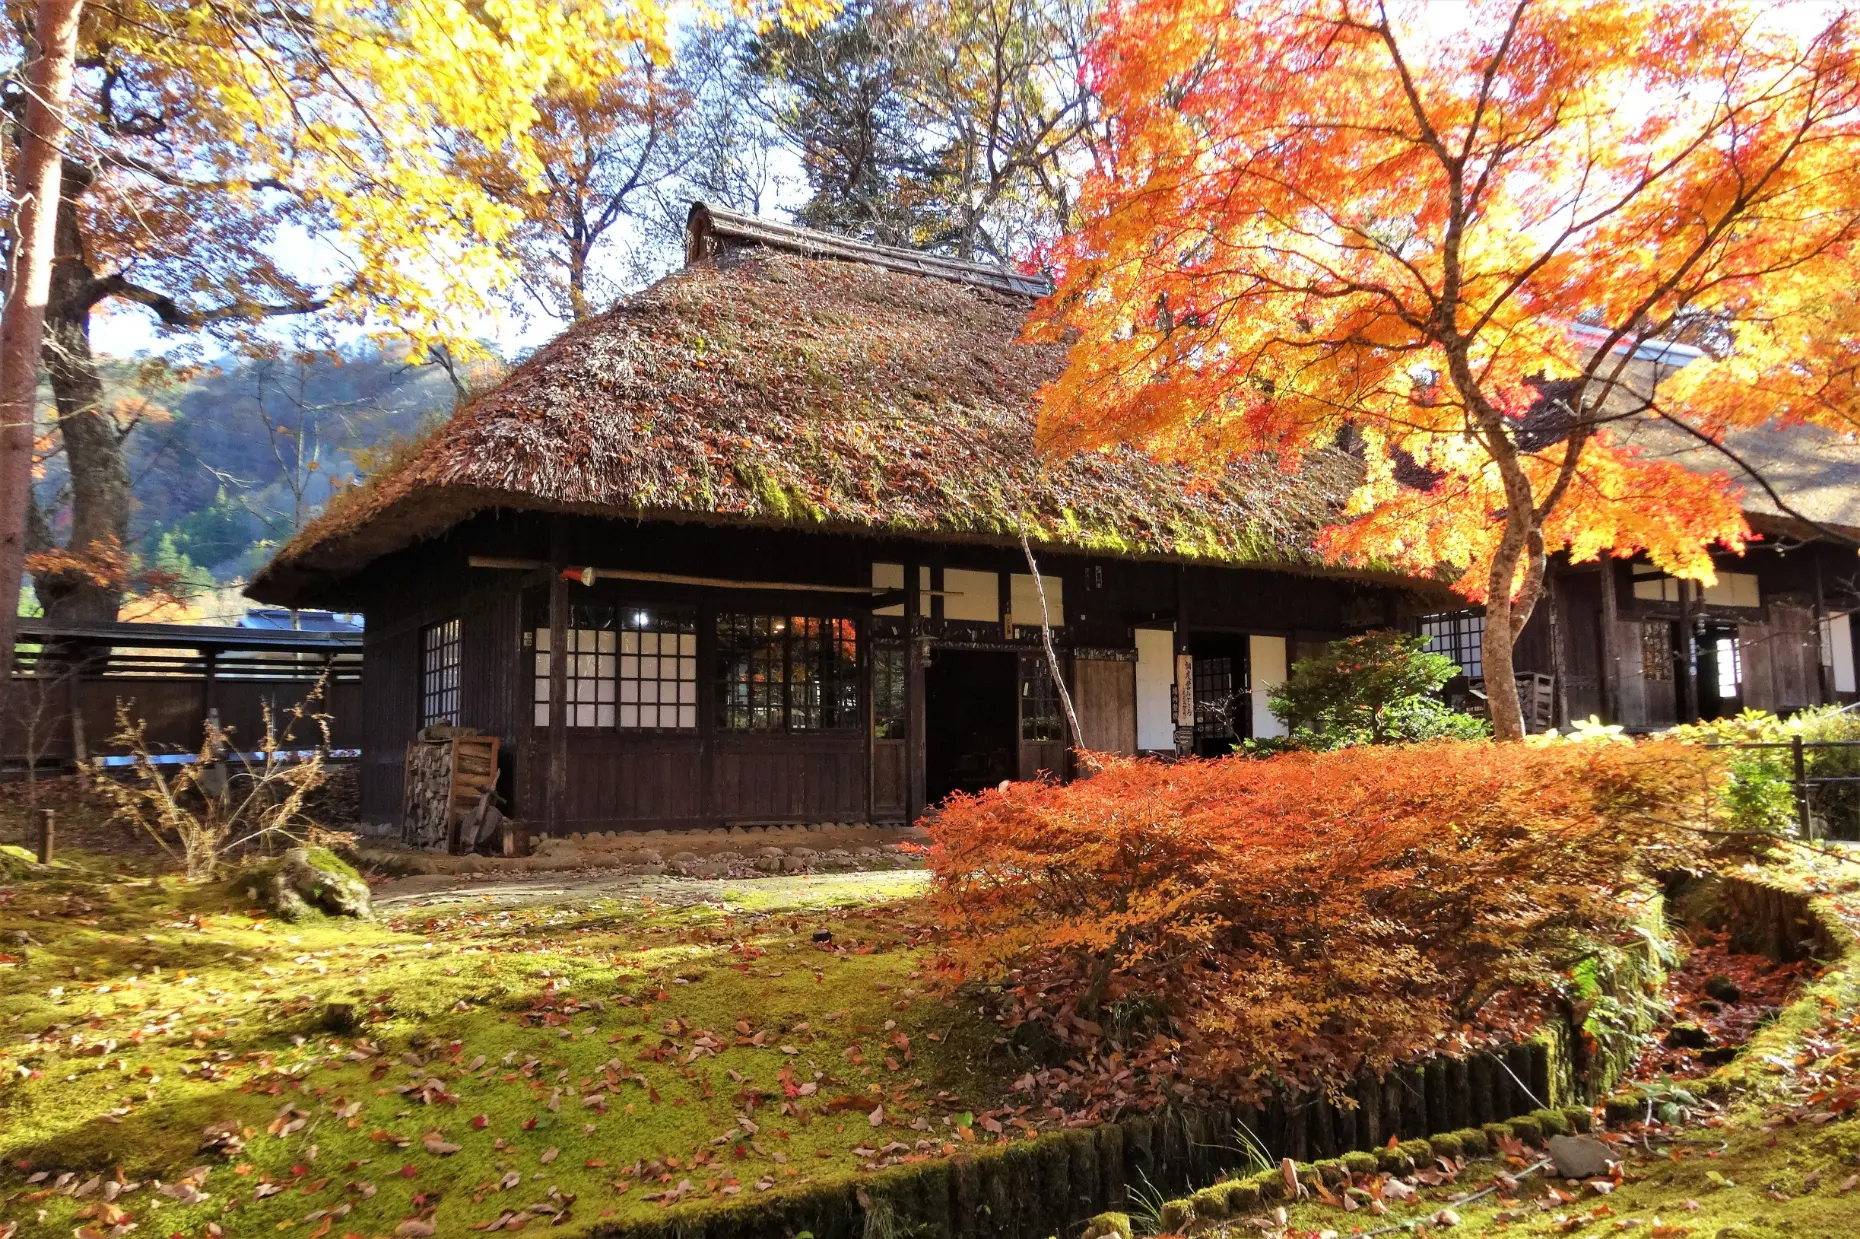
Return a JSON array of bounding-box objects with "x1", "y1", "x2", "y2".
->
[
  {"x1": 344, "y1": 510, "x2": 1413, "y2": 834},
  {"x1": 1514, "y1": 540, "x2": 1859, "y2": 732}
]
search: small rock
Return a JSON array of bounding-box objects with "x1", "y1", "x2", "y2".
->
[
  {"x1": 1547, "y1": 1135, "x2": 1615, "y2": 1180},
  {"x1": 671, "y1": 851, "x2": 701, "y2": 864},
  {"x1": 1704, "y1": 973, "x2": 1742, "y2": 1004},
  {"x1": 635, "y1": 849, "x2": 662, "y2": 865},
  {"x1": 790, "y1": 847, "x2": 816, "y2": 860},
  {"x1": 759, "y1": 847, "x2": 786, "y2": 859},
  {"x1": 323, "y1": 1001, "x2": 359, "y2": 1033},
  {"x1": 1666, "y1": 1024, "x2": 1712, "y2": 1050}
]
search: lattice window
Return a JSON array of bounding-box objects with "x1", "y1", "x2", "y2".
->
[
  {"x1": 618, "y1": 607, "x2": 697, "y2": 730},
  {"x1": 1641, "y1": 621, "x2": 1674, "y2": 682},
  {"x1": 1418, "y1": 609, "x2": 1485, "y2": 679},
  {"x1": 533, "y1": 605, "x2": 616, "y2": 728},
  {"x1": 716, "y1": 615, "x2": 860, "y2": 731},
  {"x1": 421, "y1": 619, "x2": 461, "y2": 726},
  {"x1": 789, "y1": 617, "x2": 860, "y2": 730},
  {"x1": 873, "y1": 644, "x2": 906, "y2": 739},
  {"x1": 1192, "y1": 655, "x2": 1240, "y2": 745},
  {"x1": 1019, "y1": 653, "x2": 1063, "y2": 742},
  {"x1": 716, "y1": 614, "x2": 785, "y2": 731}
]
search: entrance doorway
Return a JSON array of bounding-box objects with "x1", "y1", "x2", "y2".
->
[{"x1": 925, "y1": 649, "x2": 1018, "y2": 804}]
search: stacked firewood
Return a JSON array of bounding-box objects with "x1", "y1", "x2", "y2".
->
[{"x1": 401, "y1": 727, "x2": 501, "y2": 852}]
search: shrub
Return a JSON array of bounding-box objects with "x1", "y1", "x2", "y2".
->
[
  {"x1": 1265, "y1": 630, "x2": 1489, "y2": 751},
  {"x1": 99, "y1": 681, "x2": 338, "y2": 881},
  {"x1": 929, "y1": 740, "x2": 1720, "y2": 1101},
  {"x1": 1668, "y1": 706, "x2": 1860, "y2": 838}
]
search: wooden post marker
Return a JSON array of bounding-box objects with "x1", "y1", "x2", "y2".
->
[{"x1": 36, "y1": 808, "x2": 54, "y2": 864}]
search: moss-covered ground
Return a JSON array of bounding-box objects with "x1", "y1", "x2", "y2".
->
[
  {"x1": 0, "y1": 864, "x2": 1027, "y2": 1237},
  {"x1": 1211, "y1": 849, "x2": 1860, "y2": 1239}
]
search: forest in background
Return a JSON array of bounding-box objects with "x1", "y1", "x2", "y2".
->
[{"x1": 18, "y1": 0, "x2": 1099, "y2": 622}]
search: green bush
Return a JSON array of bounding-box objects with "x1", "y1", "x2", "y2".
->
[
  {"x1": 1669, "y1": 706, "x2": 1860, "y2": 839},
  {"x1": 1265, "y1": 630, "x2": 1489, "y2": 752}
]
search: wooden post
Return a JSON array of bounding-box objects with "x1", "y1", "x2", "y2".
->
[
  {"x1": 1677, "y1": 580, "x2": 1699, "y2": 723},
  {"x1": 1792, "y1": 735, "x2": 1814, "y2": 839},
  {"x1": 1813, "y1": 555, "x2": 1832, "y2": 705},
  {"x1": 1546, "y1": 569, "x2": 1568, "y2": 730},
  {"x1": 860, "y1": 611, "x2": 875, "y2": 826},
  {"x1": 36, "y1": 808, "x2": 53, "y2": 864},
  {"x1": 547, "y1": 525, "x2": 569, "y2": 838},
  {"x1": 63, "y1": 639, "x2": 93, "y2": 788},
  {"x1": 1597, "y1": 554, "x2": 1621, "y2": 723},
  {"x1": 905, "y1": 562, "x2": 926, "y2": 825}
]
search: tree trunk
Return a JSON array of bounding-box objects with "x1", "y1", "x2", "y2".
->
[
  {"x1": 0, "y1": 0, "x2": 84, "y2": 709},
  {"x1": 34, "y1": 180, "x2": 131, "y2": 622}
]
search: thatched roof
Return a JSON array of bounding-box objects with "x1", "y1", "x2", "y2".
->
[{"x1": 248, "y1": 207, "x2": 1362, "y2": 607}]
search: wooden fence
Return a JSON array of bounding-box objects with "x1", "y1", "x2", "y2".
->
[{"x1": 4, "y1": 619, "x2": 362, "y2": 774}]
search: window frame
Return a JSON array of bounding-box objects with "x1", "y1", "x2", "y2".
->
[
  {"x1": 1417, "y1": 609, "x2": 1486, "y2": 680},
  {"x1": 420, "y1": 617, "x2": 462, "y2": 728},
  {"x1": 715, "y1": 612, "x2": 861, "y2": 733}
]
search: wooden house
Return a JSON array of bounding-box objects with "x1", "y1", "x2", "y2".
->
[
  {"x1": 247, "y1": 205, "x2": 1860, "y2": 838},
  {"x1": 247, "y1": 205, "x2": 1439, "y2": 836},
  {"x1": 1421, "y1": 329, "x2": 1860, "y2": 731}
]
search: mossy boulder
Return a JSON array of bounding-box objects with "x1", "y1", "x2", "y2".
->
[
  {"x1": 251, "y1": 847, "x2": 372, "y2": 922},
  {"x1": 1081, "y1": 1213, "x2": 1132, "y2": 1239},
  {"x1": 0, "y1": 844, "x2": 42, "y2": 880},
  {"x1": 1562, "y1": 1106, "x2": 1594, "y2": 1134},
  {"x1": 1158, "y1": 1198, "x2": 1193, "y2": 1232},
  {"x1": 1428, "y1": 1132, "x2": 1464, "y2": 1160}
]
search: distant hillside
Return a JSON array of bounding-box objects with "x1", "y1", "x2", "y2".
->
[{"x1": 37, "y1": 345, "x2": 495, "y2": 591}]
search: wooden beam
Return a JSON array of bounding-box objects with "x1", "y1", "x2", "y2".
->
[
  {"x1": 1597, "y1": 554, "x2": 1621, "y2": 723},
  {"x1": 471, "y1": 556, "x2": 917, "y2": 599},
  {"x1": 547, "y1": 527, "x2": 569, "y2": 837},
  {"x1": 905, "y1": 563, "x2": 926, "y2": 825}
]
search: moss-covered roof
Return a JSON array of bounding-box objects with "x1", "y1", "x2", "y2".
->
[{"x1": 249, "y1": 237, "x2": 1361, "y2": 607}]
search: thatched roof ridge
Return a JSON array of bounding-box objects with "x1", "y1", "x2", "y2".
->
[{"x1": 249, "y1": 243, "x2": 1362, "y2": 607}]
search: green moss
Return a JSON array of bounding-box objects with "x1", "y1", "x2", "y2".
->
[
  {"x1": 0, "y1": 868, "x2": 1019, "y2": 1237},
  {"x1": 1224, "y1": 1178, "x2": 1261, "y2": 1211},
  {"x1": 1562, "y1": 1105, "x2": 1594, "y2": 1134},
  {"x1": 1483, "y1": 1121, "x2": 1515, "y2": 1148},
  {"x1": 0, "y1": 844, "x2": 40, "y2": 879},
  {"x1": 1341, "y1": 1150, "x2": 1379, "y2": 1175},
  {"x1": 1507, "y1": 1115, "x2": 1544, "y2": 1144},
  {"x1": 1426, "y1": 1132, "x2": 1463, "y2": 1160},
  {"x1": 1447, "y1": 1127, "x2": 1489, "y2": 1158},
  {"x1": 1531, "y1": 1107, "x2": 1573, "y2": 1137},
  {"x1": 1313, "y1": 1157, "x2": 1348, "y2": 1187},
  {"x1": 305, "y1": 844, "x2": 362, "y2": 881},
  {"x1": 1189, "y1": 1184, "x2": 1230, "y2": 1220}
]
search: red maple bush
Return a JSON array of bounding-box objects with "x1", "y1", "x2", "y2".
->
[{"x1": 927, "y1": 740, "x2": 1722, "y2": 1105}]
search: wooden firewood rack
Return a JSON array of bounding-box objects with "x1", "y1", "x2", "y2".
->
[{"x1": 401, "y1": 730, "x2": 500, "y2": 853}]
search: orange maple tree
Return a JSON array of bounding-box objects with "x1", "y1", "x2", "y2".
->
[{"x1": 1030, "y1": 0, "x2": 1860, "y2": 739}]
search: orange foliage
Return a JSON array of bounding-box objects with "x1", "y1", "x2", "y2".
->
[
  {"x1": 1029, "y1": 0, "x2": 1860, "y2": 739},
  {"x1": 928, "y1": 741, "x2": 1723, "y2": 1106}
]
